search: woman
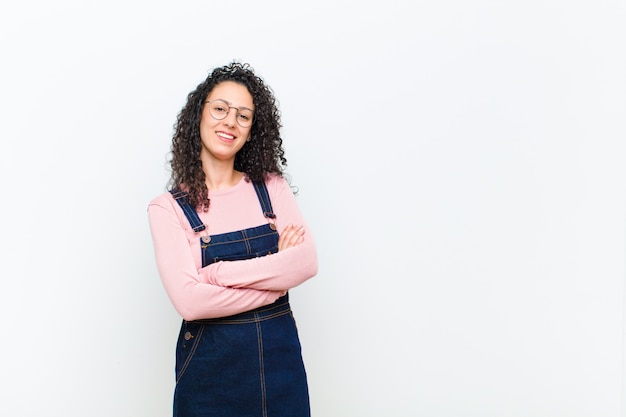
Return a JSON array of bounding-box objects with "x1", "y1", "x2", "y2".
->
[{"x1": 147, "y1": 62, "x2": 318, "y2": 417}]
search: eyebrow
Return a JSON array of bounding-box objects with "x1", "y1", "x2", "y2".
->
[{"x1": 211, "y1": 98, "x2": 254, "y2": 112}]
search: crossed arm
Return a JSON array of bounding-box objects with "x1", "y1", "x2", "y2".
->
[{"x1": 148, "y1": 178, "x2": 318, "y2": 320}]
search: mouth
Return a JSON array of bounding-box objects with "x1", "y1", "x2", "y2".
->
[{"x1": 216, "y1": 131, "x2": 236, "y2": 141}]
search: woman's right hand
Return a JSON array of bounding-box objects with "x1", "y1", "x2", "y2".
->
[{"x1": 278, "y1": 224, "x2": 305, "y2": 251}]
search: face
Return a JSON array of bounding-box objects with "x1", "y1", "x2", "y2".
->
[{"x1": 199, "y1": 81, "x2": 254, "y2": 165}]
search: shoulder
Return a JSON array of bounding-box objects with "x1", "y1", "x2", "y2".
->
[
  {"x1": 147, "y1": 191, "x2": 183, "y2": 220},
  {"x1": 148, "y1": 190, "x2": 176, "y2": 209},
  {"x1": 146, "y1": 190, "x2": 194, "y2": 232},
  {"x1": 264, "y1": 173, "x2": 292, "y2": 192},
  {"x1": 262, "y1": 174, "x2": 299, "y2": 209}
]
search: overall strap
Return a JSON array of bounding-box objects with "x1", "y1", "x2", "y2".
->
[
  {"x1": 252, "y1": 181, "x2": 276, "y2": 220},
  {"x1": 169, "y1": 189, "x2": 207, "y2": 233}
]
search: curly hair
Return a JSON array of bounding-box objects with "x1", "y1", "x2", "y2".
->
[{"x1": 167, "y1": 62, "x2": 287, "y2": 211}]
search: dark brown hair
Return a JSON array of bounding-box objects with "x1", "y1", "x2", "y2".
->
[{"x1": 168, "y1": 62, "x2": 286, "y2": 211}]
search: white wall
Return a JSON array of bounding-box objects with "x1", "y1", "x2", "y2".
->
[{"x1": 1, "y1": 1, "x2": 624, "y2": 416}]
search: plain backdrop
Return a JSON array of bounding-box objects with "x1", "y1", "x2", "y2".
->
[{"x1": 1, "y1": 1, "x2": 625, "y2": 416}]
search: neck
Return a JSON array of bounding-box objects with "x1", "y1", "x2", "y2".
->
[{"x1": 204, "y1": 164, "x2": 243, "y2": 190}]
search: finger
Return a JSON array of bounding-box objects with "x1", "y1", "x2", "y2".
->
[
  {"x1": 284, "y1": 225, "x2": 305, "y2": 248},
  {"x1": 278, "y1": 225, "x2": 296, "y2": 251},
  {"x1": 278, "y1": 225, "x2": 305, "y2": 251},
  {"x1": 277, "y1": 225, "x2": 290, "y2": 251}
]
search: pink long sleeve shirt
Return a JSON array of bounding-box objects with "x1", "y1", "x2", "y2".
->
[{"x1": 147, "y1": 174, "x2": 318, "y2": 321}]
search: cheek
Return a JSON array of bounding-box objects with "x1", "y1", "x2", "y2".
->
[
  {"x1": 200, "y1": 109, "x2": 215, "y2": 126},
  {"x1": 199, "y1": 115, "x2": 216, "y2": 136}
]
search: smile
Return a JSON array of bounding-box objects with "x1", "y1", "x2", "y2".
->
[{"x1": 216, "y1": 131, "x2": 235, "y2": 140}]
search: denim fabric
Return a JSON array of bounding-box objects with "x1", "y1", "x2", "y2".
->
[
  {"x1": 169, "y1": 182, "x2": 310, "y2": 417},
  {"x1": 200, "y1": 223, "x2": 278, "y2": 265},
  {"x1": 173, "y1": 294, "x2": 310, "y2": 417}
]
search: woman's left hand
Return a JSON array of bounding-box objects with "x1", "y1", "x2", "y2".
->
[{"x1": 278, "y1": 224, "x2": 305, "y2": 251}]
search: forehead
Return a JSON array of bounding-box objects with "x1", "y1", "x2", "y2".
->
[{"x1": 207, "y1": 81, "x2": 254, "y2": 108}]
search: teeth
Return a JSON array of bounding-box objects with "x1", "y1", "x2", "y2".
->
[{"x1": 217, "y1": 132, "x2": 235, "y2": 140}]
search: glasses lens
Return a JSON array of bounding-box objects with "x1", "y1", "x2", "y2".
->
[
  {"x1": 209, "y1": 100, "x2": 229, "y2": 120},
  {"x1": 236, "y1": 109, "x2": 253, "y2": 127}
]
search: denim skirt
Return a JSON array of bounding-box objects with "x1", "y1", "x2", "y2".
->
[{"x1": 173, "y1": 293, "x2": 310, "y2": 417}]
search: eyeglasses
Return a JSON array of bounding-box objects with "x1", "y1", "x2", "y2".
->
[{"x1": 204, "y1": 99, "x2": 254, "y2": 128}]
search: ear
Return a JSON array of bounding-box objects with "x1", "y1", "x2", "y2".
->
[{"x1": 247, "y1": 136, "x2": 251, "y2": 142}]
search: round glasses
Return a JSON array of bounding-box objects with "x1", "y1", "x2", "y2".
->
[{"x1": 204, "y1": 99, "x2": 254, "y2": 128}]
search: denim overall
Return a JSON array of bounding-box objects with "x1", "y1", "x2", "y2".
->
[{"x1": 169, "y1": 182, "x2": 310, "y2": 417}]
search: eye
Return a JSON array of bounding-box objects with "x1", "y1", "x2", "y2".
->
[{"x1": 238, "y1": 113, "x2": 251, "y2": 121}]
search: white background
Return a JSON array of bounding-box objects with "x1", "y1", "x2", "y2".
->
[{"x1": 1, "y1": 1, "x2": 625, "y2": 416}]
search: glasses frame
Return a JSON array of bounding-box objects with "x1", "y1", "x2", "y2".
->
[{"x1": 204, "y1": 99, "x2": 254, "y2": 128}]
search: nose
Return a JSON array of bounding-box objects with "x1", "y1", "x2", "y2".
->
[{"x1": 222, "y1": 108, "x2": 238, "y2": 127}]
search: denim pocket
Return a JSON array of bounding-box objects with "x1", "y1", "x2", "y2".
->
[
  {"x1": 175, "y1": 321, "x2": 204, "y2": 383},
  {"x1": 200, "y1": 224, "x2": 278, "y2": 267},
  {"x1": 209, "y1": 245, "x2": 279, "y2": 264}
]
